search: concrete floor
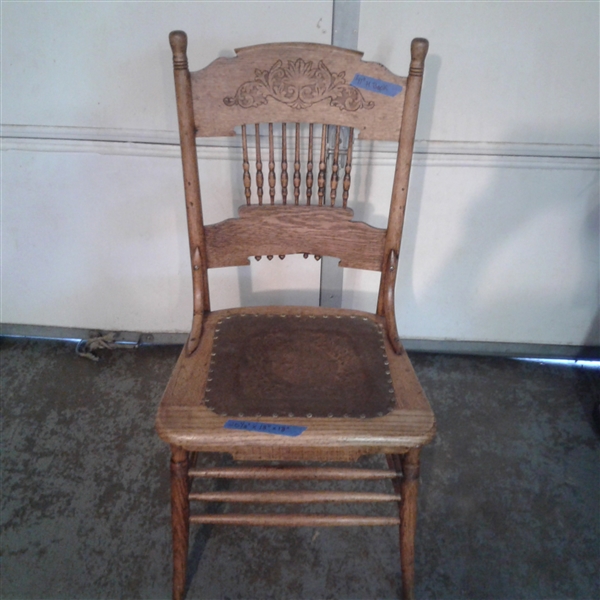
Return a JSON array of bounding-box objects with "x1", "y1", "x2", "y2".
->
[{"x1": 1, "y1": 337, "x2": 598, "y2": 600}]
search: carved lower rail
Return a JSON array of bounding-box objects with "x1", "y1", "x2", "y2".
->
[{"x1": 205, "y1": 205, "x2": 386, "y2": 271}]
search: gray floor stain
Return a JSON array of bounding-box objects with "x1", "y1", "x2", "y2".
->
[{"x1": 1, "y1": 338, "x2": 598, "y2": 599}]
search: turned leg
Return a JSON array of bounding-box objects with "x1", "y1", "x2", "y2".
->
[
  {"x1": 399, "y1": 448, "x2": 421, "y2": 600},
  {"x1": 171, "y1": 446, "x2": 190, "y2": 600}
]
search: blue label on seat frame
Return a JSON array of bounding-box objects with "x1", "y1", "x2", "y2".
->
[
  {"x1": 224, "y1": 420, "x2": 307, "y2": 437},
  {"x1": 350, "y1": 74, "x2": 403, "y2": 97}
]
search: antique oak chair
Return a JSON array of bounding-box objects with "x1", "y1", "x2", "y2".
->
[{"x1": 157, "y1": 31, "x2": 435, "y2": 600}]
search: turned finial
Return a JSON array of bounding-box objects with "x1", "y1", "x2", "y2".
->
[
  {"x1": 411, "y1": 38, "x2": 429, "y2": 62},
  {"x1": 409, "y1": 38, "x2": 428, "y2": 76},
  {"x1": 170, "y1": 31, "x2": 188, "y2": 69},
  {"x1": 170, "y1": 30, "x2": 187, "y2": 53}
]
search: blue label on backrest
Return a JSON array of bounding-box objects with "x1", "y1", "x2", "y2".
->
[
  {"x1": 350, "y1": 74, "x2": 403, "y2": 97},
  {"x1": 224, "y1": 420, "x2": 307, "y2": 437}
]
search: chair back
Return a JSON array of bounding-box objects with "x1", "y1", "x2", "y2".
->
[{"x1": 168, "y1": 32, "x2": 428, "y2": 351}]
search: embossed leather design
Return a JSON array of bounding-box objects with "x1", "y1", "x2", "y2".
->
[{"x1": 204, "y1": 313, "x2": 396, "y2": 418}]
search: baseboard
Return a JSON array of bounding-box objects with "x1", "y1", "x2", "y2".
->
[
  {"x1": 400, "y1": 338, "x2": 600, "y2": 360},
  {"x1": 2, "y1": 323, "x2": 598, "y2": 360}
]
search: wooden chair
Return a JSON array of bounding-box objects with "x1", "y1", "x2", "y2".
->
[{"x1": 157, "y1": 31, "x2": 435, "y2": 600}]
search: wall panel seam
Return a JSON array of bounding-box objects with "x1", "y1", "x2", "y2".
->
[
  {"x1": 2, "y1": 125, "x2": 599, "y2": 158},
  {"x1": 2, "y1": 136, "x2": 598, "y2": 171}
]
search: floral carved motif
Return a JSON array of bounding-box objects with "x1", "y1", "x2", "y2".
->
[{"x1": 224, "y1": 58, "x2": 374, "y2": 111}]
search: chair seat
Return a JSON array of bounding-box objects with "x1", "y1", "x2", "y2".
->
[{"x1": 156, "y1": 306, "x2": 435, "y2": 461}]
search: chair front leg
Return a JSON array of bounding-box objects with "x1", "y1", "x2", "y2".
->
[
  {"x1": 399, "y1": 448, "x2": 421, "y2": 600},
  {"x1": 170, "y1": 446, "x2": 190, "y2": 600}
]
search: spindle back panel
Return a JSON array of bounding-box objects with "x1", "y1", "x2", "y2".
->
[
  {"x1": 239, "y1": 123, "x2": 354, "y2": 208},
  {"x1": 173, "y1": 39, "x2": 421, "y2": 279},
  {"x1": 203, "y1": 119, "x2": 387, "y2": 271}
]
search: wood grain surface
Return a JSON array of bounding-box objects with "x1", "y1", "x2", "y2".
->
[
  {"x1": 190, "y1": 43, "x2": 407, "y2": 140},
  {"x1": 164, "y1": 32, "x2": 431, "y2": 600},
  {"x1": 189, "y1": 514, "x2": 401, "y2": 527},
  {"x1": 204, "y1": 205, "x2": 386, "y2": 271},
  {"x1": 156, "y1": 306, "x2": 435, "y2": 461}
]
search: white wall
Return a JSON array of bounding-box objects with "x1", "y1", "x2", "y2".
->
[
  {"x1": 359, "y1": 2, "x2": 598, "y2": 147},
  {"x1": 343, "y1": 0, "x2": 599, "y2": 346},
  {"x1": 1, "y1": 2, "x2": 330, "y2": 332},
  {"x1": 2, "y1": 2, "x2": 334, "y2": 132},
  {"x1": 2, "y1": 1, "x2": 599, "y2": 347}
]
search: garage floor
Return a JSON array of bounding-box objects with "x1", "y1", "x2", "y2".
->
[{"x1": 1, "y1": 337, "x2": 598, "y2": 600}]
